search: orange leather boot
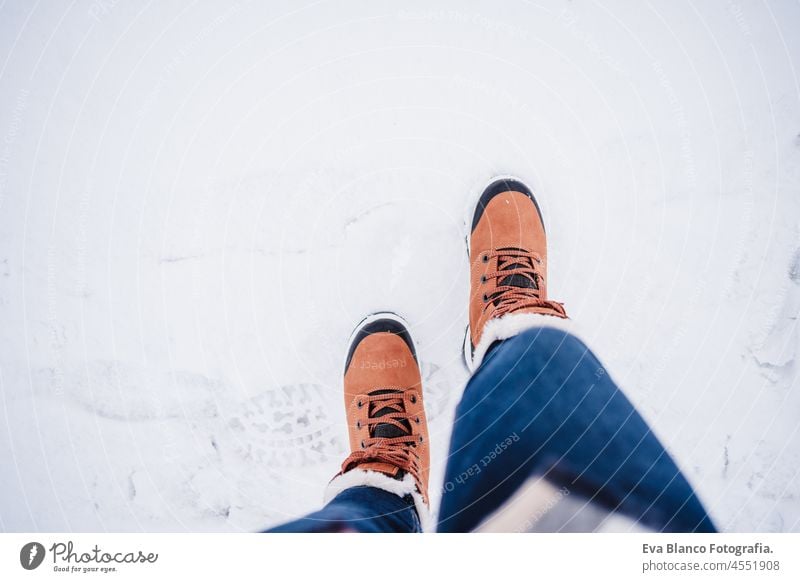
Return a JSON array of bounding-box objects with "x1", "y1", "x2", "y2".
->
[
  {"x1": 325, "y1": 313, "x2": 430, "y2": 527},
  {"x1": 465, "y1": 177, "x2": 568, "y2": 371}
]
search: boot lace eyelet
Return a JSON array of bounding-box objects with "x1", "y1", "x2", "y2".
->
[
  {"x1": 419, "y1": 436, "x2": 424, "y2": 443},
  {"x1": 360, "y1": 441, "x2": 366, "y2": 449},
  {"x1": 415, "y1": 417, "x2": 420, "y2": 424},
  {"x1": 480, "y1": 275, "x2": 487, "y2": 284},
  {"x1": 482, "y1": 254, "x2": 489, "y2": 263},
  {"x1": 356, "y1": 421, "x2": 361, "y2": 429},
  {"x1": 410, "y1": 395, "x2": 417, "y2": 404},
  {"x1": 357, "y1": 400, "x2": 363, "y2": 408},
  {"x1": 482, "y1": 293, "x2": 489, "y2": 302}
]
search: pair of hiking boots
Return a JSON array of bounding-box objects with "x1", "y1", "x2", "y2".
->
[{"x1": 325, "y1": 177, "x2": 567, "y2": 520}]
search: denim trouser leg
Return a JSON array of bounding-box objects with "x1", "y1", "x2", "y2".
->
[
  {"x1": 266, "y1": 486, "x2": 420, "y2": 532},
  {"x1": 437, "y1": 326, "x2": 716, "y2": 533}
]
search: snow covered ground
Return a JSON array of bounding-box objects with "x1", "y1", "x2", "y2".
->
[{"x1": 0, "y1": 0, "x2": 798, "y2": 532}]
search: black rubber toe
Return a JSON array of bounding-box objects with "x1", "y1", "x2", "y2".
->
[
  {"x1": 471, "y1": 178, "x2": 545, "y2": 233},
  {"x1": 344, "y1": 316, "x2": 418, "y2": 373}
]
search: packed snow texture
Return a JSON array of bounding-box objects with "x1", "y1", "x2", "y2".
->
[{"x1": 0, "y1": 0, "x2": 798, "y2": 532}]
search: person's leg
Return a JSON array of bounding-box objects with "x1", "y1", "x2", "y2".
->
[
  {"x1": 267, "y1": 486, "x2": 420, "y2": 533},
  {"x1": 437, "y1": 324, "x2": 716, "y2": 533},
  {"x1": 266, "y1": 313, "x2": 430, "y2": 533},
  {"x1": 442, "y1": 176, "x2": 715, "y2": 532}
]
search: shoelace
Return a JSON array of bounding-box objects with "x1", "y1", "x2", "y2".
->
[
  {"x1": 341, "y1": 390, "x2": 422, "y2": 481},
  {"x1": 482, "y1": 248, "x2": 566, "y2": 318}
]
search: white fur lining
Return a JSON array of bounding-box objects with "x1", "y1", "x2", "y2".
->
[
  {"x1": 469, "y1": 312, "x2": 575, "y2": 371},
  {"x1": 325, "y1": 469, "x2": 433, "y2": 532}
]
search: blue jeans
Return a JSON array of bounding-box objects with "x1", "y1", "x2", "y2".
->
[
  {"x1": 268, "y1": 486, "x2": 420, "y2": 533},
  {"x1": 268, "y1": 327, "x2": 716, "y2": 533}
]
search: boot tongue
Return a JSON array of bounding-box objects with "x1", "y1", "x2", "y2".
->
[
  {"x1": 497, "y1": 247, "x2": 538, "y2": 290},
  {"x1": 369, "y1": 389, "x2": 411, "y2": 439}
]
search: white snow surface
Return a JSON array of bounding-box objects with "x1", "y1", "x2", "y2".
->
[{"x1": 0, "y1": 0, "x2": 798, "y2": 532}]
